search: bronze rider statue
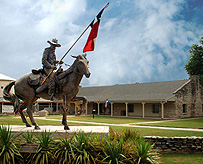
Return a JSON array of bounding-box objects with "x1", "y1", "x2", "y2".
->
[{"x1": 36, "y1": 38, "x2": 62, "y2": 100}]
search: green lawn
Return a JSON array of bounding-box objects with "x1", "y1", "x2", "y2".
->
[
  {"x1": 139, "y1": 117, "x2": 203, "y2": 129},
  {"x1": 110, "y1": 126, "x2": 203, "y2": 137},
  {"x1": 0, "y1": 115, "x2": 88, "y2": 126},
  {"x1": 47, "y1": 115, "x2": 162, "y2": 124},
  {"x1": 161, "y1": 153, "x2": 203, "y2": 164}
]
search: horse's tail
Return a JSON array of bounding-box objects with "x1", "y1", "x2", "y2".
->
[{"x1": 3, "y1": 81, "x2": 20, "y2": 114}]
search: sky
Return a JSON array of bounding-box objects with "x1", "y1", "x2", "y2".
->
[{"x1": 0, "y1": 0, "x2": 203, "y2": 87}]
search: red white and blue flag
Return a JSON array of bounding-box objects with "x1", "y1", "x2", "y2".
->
[
  {"x1": 105, "y1": 99, "x2": 110, "y2": 108},
  {"x1": 83, "y1": 3, "x2": 109, "y2": 53}
]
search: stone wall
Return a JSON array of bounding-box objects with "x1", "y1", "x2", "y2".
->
[
  {"x1": 164, "y1": 101, "x2": 176, "y2": 118},
  {"x1": 145, "y1": 136, "x2": 203, "y2": 153},
  {"x1": 174, "y1": 75, "x2": 203, "y2": 118},
  {"x1": 113, "y1": 103, "x2": 126, "y2": 116}
]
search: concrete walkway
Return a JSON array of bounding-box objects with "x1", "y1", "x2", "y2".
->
[{"x1": 34, "y1": 117, "x2": 203, "y2": 132}]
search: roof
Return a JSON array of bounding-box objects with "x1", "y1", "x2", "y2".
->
[
  {"x1": 0, "y1": 73, "x2": 15, "y2": 81},
  {"x1": 78, "y1": 79, "x2": 189, "y2": 102}
]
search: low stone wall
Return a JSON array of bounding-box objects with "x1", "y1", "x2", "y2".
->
[{"x1": 144, "y1": 136, "x2": 203, "y2": 153}]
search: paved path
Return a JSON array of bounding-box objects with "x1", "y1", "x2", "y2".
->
[{"x1": 33, "y1": 117, "x2": 203, "y2": 132}]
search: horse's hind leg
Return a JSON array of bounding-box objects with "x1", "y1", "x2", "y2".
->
[
  {"x1": 26, "y1": 100, "x2": 40, "y2": 130},
  {"x1": 19, "y1": 103, "x2": 32, "y2": 127}
]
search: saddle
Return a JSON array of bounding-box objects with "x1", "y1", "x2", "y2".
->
[{"x1": 28, "y1": 72, "x2": 44, "y2": 86}]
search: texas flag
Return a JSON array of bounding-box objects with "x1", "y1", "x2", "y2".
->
[
  {"x1": 105, "y1": 99, "x2": 110, "y2": 108},
  {"x1": 83, "y1": 4, "x2": 107, "y2": 53}
]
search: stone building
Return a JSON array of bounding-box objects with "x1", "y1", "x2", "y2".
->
[{"x1": 78, "y1": 76, "x2": 203, "y2": 118}]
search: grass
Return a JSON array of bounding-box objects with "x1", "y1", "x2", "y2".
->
[
  {"x1": 47, "y1": 115, "x2": 162, "y2": 124},
  {"x1": 139, "y1": 117, "x2": 203, "y2": 129},
  {"x1": 110, "y1": 126, "x2": 203, "y2": 137},
  {"x1": 0, "y1": 115, "x2": 90, "y2": 126},
  {"x1": 161, "y1": 153, "x2": 203, "y2": 164}
]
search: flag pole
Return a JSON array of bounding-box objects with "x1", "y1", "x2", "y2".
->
[{"x1": 41, "y1": 2, "x2": 109, "y2": 85}]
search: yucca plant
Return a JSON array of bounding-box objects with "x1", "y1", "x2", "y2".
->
[
  {"x1": 121, "y1": 129, "x2": 141, "y2": 142},
  {"x1": 54, "y1": 135, "x2": 74, "y2": 164},
  {"x1": 22, "y1": 131, "x2": 37, "y2": 144},
  {"x1": 71, "y1": 131, "x2": 98, "y2": 164},
  {"x1": 31, "y1": 130, "x2": 56, "y2": 164},
  {"x1": 21, "y1": 131, "x2": 38, "y2": 164},
  {"x1": 101, "y1": 138, "x2": 131, "y2": 164},
  {"x1": 132, "y1": 138, "x2": 160, "y2": 164},
  {"x1": 0, "y1": 125, "x2": 23, "y2": 164}
]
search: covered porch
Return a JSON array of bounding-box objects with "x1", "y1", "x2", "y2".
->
[{"x1": 85, "y1": 100, "x2": 169, "y2": 119}]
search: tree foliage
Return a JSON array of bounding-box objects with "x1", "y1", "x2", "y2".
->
[{"x1": 185, "y1": 37, "x2": 203, "y2": 85}]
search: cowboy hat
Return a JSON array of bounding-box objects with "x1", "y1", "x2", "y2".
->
[{"x1": 47, "y1": 38, "x2": 61, "y2": 47}]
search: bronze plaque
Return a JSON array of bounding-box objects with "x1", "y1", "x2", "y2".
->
[{"x1": 19, "y1": 144, "x2": 40, "y2": 153}]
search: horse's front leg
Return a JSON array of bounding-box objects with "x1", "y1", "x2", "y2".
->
[{"x1": 27, "y1": 105, "x2": 40, "y2": 130}]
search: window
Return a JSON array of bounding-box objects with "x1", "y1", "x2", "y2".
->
[
  {"x1": 1, "y1": 86, "x2": 3, "y2": 89},
  {"x1": 183, "y1": 104, "x2": 187, "y2": 113},
  {"x1": 128, "y1": 104, "x2": 134, "y2": 112},
  {"x1": 153, "y1": 104, "x2": 159, "y2": 113}
]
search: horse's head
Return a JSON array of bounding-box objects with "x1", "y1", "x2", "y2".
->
[{"x1": 71, "y1": 54, "x2": 91, "y2": 78}]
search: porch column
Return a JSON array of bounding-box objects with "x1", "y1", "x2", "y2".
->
[
  {"x1": 51, "y1": 103, "x2": 52, "y2": 112},
  {"x1": 111, "y1": 102, "x2": 114, "y2": 116},
  {"x1": 97, "y1": 102, "x2": 100, "y2": 115},
  {"x1": 142, "y1": 102, "x2": 145, "y2": 118},
  {"x1": 75, "y1": 103, "x2": 77, "y2": 115},
  {"x1": 85, "y1": 102, "x2": 88, "y2": 115},
  {"x1": 161, "y1": 102, "x2": 165, "y2": 119},
  {"x1": 56, "y1": 103, "x2": 59, "y2": 113},
  {"x1": 125, "y1": 102, "x2": 128, "y2": 117}
]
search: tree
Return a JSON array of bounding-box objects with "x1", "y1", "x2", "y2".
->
[{"x1": 185, "y1": 37, "x2": 203, "y2": 85}]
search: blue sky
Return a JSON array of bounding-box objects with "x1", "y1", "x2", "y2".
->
[{"x1": 0, "y1": 0, "x2": 202, "y2": 86}]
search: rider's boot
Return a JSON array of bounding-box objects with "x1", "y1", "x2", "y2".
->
[
  {"x1": 36, "y1": 85, "x2": 47, "y2": 94},
  {"x1": 48, "y1": 79, "x2": 57, "y2": 100}
]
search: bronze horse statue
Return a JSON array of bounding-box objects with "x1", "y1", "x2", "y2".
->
[{"x1": 3, "y1": 54, "x2": 90, "y2": 130}]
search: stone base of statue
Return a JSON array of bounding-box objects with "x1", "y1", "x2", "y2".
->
[{"x1": 10, "y1": 125, "x2": 109, "y2": 139}]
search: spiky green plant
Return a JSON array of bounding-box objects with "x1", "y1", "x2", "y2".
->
[
  {"x1": 132, "y1": 138, "x2": 160, "y2": 164},
  {"x1": 71, "y1": 131, "x2": 98, "y2": 164},
  {"x1": 121, "y1": 129, "x2": 141, "y2": 142},
  {"x1": 101, "y1": 138, "x2": 131, "y2": 164},
  {"x1": 0, "y1": 125, "x2": 23, "y2": 164},
  {"x1": 22, "y1": 131, "x2": 37, "y2": 144},
  {"x1": 54, "y1": 135, "x2": 74, "y2": 164},
  {"x1": 31, "y1": 130, "x2": 56, "y2": 164}
]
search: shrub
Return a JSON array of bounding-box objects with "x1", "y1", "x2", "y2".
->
[
  {"x1": 131, "y1": 138, "x2": 161, "y2": 164},
  {"x1": 0, "y1": 125, "x2": 23, "y2": 164},
  {"x1": 54, "y1": 135, "x2": 74, "y2": 164},
  {"x1": 100, "y1": 138, "x2": 132, "y2": 164},
  {"x1": 71, "y1": 131, "x2": 98, "y2": 164},
  {"x1": 0, "y1": 127, "x2": 161, "y2": 164},
  {"x1": 31, "y1": 130, "x2": 55, "y2": 164}
]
